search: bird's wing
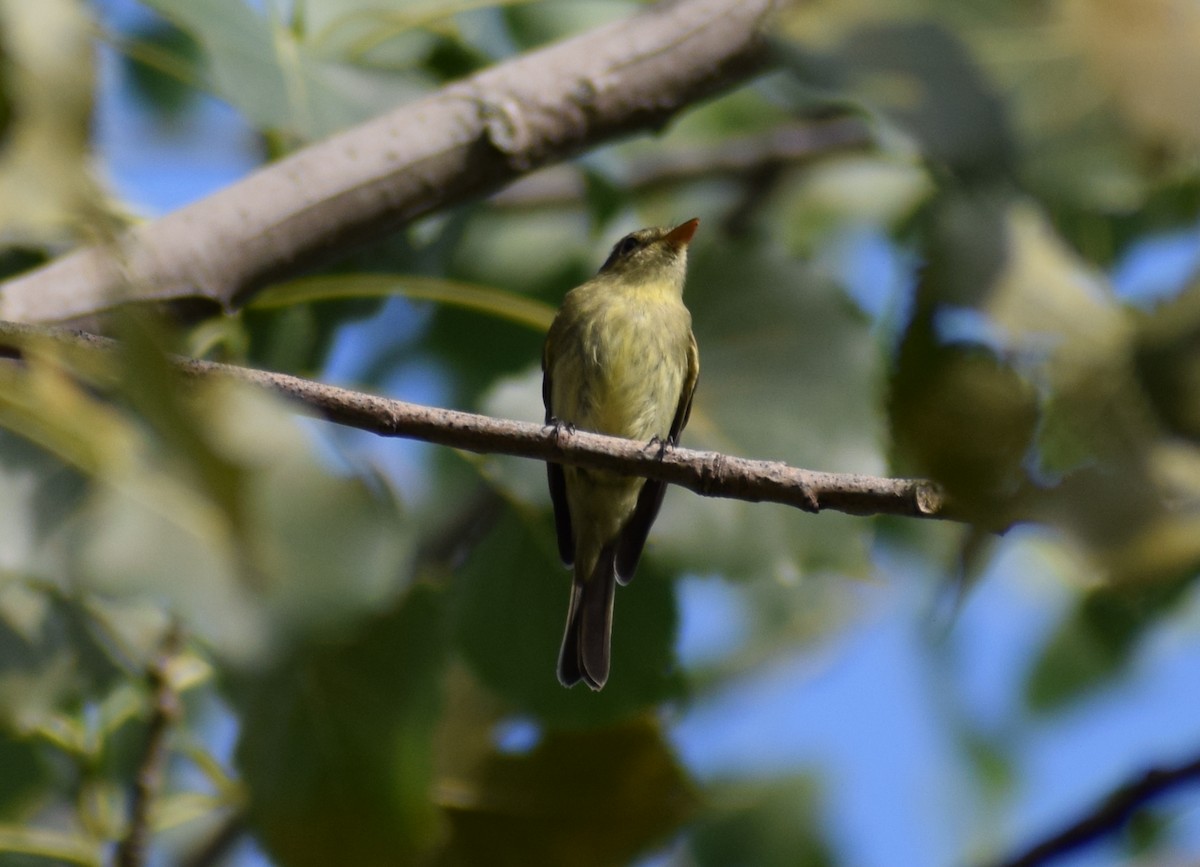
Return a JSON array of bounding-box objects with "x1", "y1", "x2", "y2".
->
[
  {"x1": 613, "y1": 331, "x2": 699, "y2": 583},
  {"x1": 543, "y1": 333, "x2": 575, "y2": 567}
]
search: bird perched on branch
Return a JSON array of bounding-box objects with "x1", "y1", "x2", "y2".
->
[{"x1": 543, "y1": 218, "x2": 700, "y2": 690}]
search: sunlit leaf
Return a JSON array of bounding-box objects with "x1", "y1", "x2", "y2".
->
[
  {"x1": 252, "y1": 274, "x2": 554, "y2": 331},
  {"x1": 0, "y1": 824, "x2": 99, "y2": 866},
  {"x1": 1064, "y1": 0, "x2": 1200, "y2": 152},
  {"x1": 0, "y1": 0, "x2": 111, "y2": 246}
]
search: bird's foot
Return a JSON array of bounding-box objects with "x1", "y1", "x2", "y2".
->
[
  {"x1": 645, "y1": 435, "x2": 673, "y2": 460},
  {"x1": 548, "y1": 416, "x2": 576, "y2": 446}
]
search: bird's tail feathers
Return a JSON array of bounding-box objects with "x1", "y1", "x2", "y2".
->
[{"x1": 556, "y1": 543, "x2": 617, "y2": 690}]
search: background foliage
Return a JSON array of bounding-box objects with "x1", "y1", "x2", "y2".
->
[{"x1": 2, "y1": 0, "x2": 1200, "y2": 865}]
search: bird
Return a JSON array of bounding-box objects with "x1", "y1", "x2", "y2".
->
[{"x1": 542, "y1": 218, "x2": 700, "y2": 690}]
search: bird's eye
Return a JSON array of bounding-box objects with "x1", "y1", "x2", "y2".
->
[{"x1": 616, "y1": 236, "x2": 640, "y2": 257}]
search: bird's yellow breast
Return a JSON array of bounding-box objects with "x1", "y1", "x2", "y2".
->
[{"x1": 548, "y1": 278, "x2": 692, "y2": 443}]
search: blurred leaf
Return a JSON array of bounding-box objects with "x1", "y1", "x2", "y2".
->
[
  {"x1": 1025, "y1": 572, "x2": 1194, "y2": 711},
  {"x1": 0, "y1": 328, "x2": 412, "y2": 666},
  {"x1": 424, "y1": 32, "x2": 493, "y2": 81},
  {"x1": 252, "y1": 274, "x2": 554, "y2": 331},
  {"x1": 450, "y1": 506, "x2": 682, "y2": 727},
  {"x1": 1064, "y1": 0, "x2": 1200, "y2": 153},
  {"x1": 502, "y1": 0, "x2": 635, "y2": 51},
  {"x1": 111, "y1": 317, "x2": 252, "y2": 549},
  {"x1": 841, "y1": 21, "x2": 1015, "y2": 181},
  {"x1": 122, "y1": 18, "x2": 204, "y2": 118},
  {"x1": 673, "y1": 240, "x2": 884, "y2": 578},
  {"x1": 0, "y1": 586, "x2": 132, "y2": 732},
  {"x1": 1125, "y1": 808, "x2": 1169, "y2": 857},
  {"x1": 0, "y1": 0, "x2": 110, "y2": 246},
  {"x1": 960, "y1": 731, "x2": 1013, "y2": 804},
  {"x1": 0, "y1": 825, "x2": 99, "y2": 866},
  {"x1": 889, "y1": 191, "x2": 1146, "y2": 523},
  {"x1": 1135, "y1": 279, "x2": 1200, "y2": 441},
  {"x1": 142, "y1": 0, "x2": 426, "y2": 140},
  {"x1": 441, "y1": 716, "x2": 696, "y2": 867},
  {"x1": 241, "y1": 303, "x2": 328, "y2": 375},
  {"x1": 0, "y1": 429, "x2": 85, "y2": 589},
  {"x1": 75, "y1": 378, "x2": 412, "y2": 665},
  {"x1": 581, "y1": 168, "x2": 625, "y2": 236},
  {"x1": 688, "y1": 778, "x2": 833, "y2": 867},
  {"x1": 0, "y1": 733, "x2": 45, "y2": 818},
  {"x1": 234, "y1": 585, "x2": 447, "y2": 867},
  {"x1": 891, "y1": 344, "x2": 1036, "y2": 524},
  {"x1": 305, "y1": 0, "x2": 523, "y2": 66}
]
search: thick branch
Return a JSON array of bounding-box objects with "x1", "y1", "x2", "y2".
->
[
  {"x1": 0, "y1": 321, "x2": 947, "y2": 522},
  {"x1": 0, "y1": 0, "x2": 781, "y2": 325},
  {"x1": 988, "y1": 752, "x2": 1200, "y2": 867}
]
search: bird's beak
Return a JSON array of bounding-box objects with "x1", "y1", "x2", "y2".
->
[{"x1": 664, "y1": 218, "x2": 700, "y2": 248}]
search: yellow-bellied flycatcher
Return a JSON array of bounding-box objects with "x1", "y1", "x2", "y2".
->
[{"x1": 542, "y1": 218, "x2": 700, "y2": 690}]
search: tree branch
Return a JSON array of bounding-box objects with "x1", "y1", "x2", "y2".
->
[
  {"x1": 0, "y1": 0, "x2": 782, "y2": 325},
  {"x1": 490, "y1": 117, "x2": 872, "y2": 209},
  {"x1": 115, "y1": 626, "x2": 183, "y2": 867},
  {"x1": 988, "y1": 752, "x2": 1200, "y2": 867},
  {"x1": 0, "y1": 320, "x2": 950, "y2": 522}
]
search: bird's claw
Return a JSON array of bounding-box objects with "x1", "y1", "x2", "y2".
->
[
  {"x1": 548, "y1": 416, "x2": 576, "y2": 446},
  {"x1": 645, "y1": 435, "x2": 672, "y2": 459}
]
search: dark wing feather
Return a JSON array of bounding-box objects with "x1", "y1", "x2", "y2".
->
[
  {"x1": 543, "y1": 335, "x2": 574, "y2": 567},
  {"x1": 613, "y1": 331, "x2": 699, "y2": 583}
]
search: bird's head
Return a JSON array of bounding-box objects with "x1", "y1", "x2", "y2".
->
[{"x1": 597, "y1": 218, "x2": 699, "y2": 290}]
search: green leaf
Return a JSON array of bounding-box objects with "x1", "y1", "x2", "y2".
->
[
  {"x1": 0, "y1": 430, "x2": 85, "y2": 590},
  {"x1": 1025, "y1": 573, "x2": 1195, "y2": 711},
  {"x1": 441, "y1": 717, "x2": 697, "y2": 867},
  {"x1": 0, "y1": 0, "x2": 107, "y2": 246},
  {"x1": 841, "y1": 22, "x2": 1015, "y2": 181},
  {"x1": 581, "y1": 168, "x2": 626, "y2": 235},
  {"x1": 142, "y1": 0, "x2": 425, "y2": 139},
  {"x1": 657, "y1": 239, "x2": 885, "y2": 581},
  {"x1": 0, "y1": 824, "x2": 99, "y2": 866},
  {"x1": 234, "y1": 585, "x2": 447, "y2": 867},
  {"x1": 0, "y1": 732, "x2": 46, "y2": 817},
  {"x1": 688, "y1": 778, "x2": 833, "y2": 867},
  {"x1": 70, "y1": 376, "x2": 412, "y2": 667},
  {"x1": 121, "y1": 19, "x2": 204, "y2": 118}
]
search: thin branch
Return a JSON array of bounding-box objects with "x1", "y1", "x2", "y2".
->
[
  {"x1": 490, "y1": 117, "x2": 873, "y2": 208},
  {"x1": 0, "y1": 0, "x2": 782, "y2": 325},
  {"x1": 988, "y1": 752, "x2": 1200, "y2": 867},
  {"x1": 114, "y1": 626, "x2": 184, "y2": 867},
  {"x1": 0, "y1": 320, "x2": 949, "y2": 522}
]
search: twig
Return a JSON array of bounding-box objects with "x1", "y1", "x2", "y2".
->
[
  {"x1": 0, "y1": 320, "x2": 950, "y2": 523},
  {"x1": 988, "y1": 753, "x2": 1200, "y2": 867},
  {"x1": 490, "y1": 117, "x2": 873, "y2": 208},
  {"x1": 114, "y1": 626, "x2": 183, "y2": 867},
  {"x1": 0, "y1": 0, "x2": 781, "y2": 325}
]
